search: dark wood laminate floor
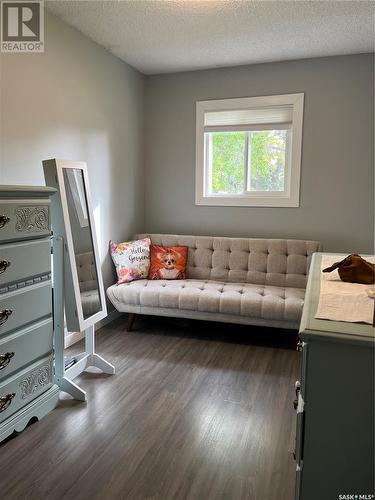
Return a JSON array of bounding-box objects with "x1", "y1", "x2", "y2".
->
[{"x1": 0, "y1": 316, "x2": 299, "y2": 500}]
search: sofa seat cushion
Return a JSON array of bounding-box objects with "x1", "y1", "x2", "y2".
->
[
  {"x1": 81, "y1": 289, "x2": 101, "y2": 317},
  {"x1": 107, "y1": 279, "x2": 305, "y2": 323}
]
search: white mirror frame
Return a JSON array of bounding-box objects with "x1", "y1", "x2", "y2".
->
[{"x1": 43, "y1": 159, "x2": 107, "y2": 332}]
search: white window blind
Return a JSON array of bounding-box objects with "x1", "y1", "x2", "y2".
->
[{"x1": 204, "y1": 106, "x2": 293, "y2": 131}]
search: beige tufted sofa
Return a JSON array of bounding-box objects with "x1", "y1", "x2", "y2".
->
[
  {"x1": 106, "y1": 234, "x2": 322, "y2": 330},
  {"x1": 76, "y1": 252, "x2": 101, "y2": 317}
]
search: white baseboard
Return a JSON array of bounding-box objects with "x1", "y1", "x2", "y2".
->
[
  {"x1": 64, "y1": 310, "x2": 124, "y2": 348},
  {"x1": 64, "y1": 329, "x2": 84, "y2": 348},
  {"x1": 96, "y1": 309, "x2": 124, "y2": 330}
]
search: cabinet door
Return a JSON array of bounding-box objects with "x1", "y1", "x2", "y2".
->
[
  {"x1": 294, "y1": 340, "x2": 308, "y2": 500},
  {"x1": 299, "y1": 339, "x2": 374, "y2": 500}
]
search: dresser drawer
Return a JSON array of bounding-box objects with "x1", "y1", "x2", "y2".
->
[
  {"x1": 0, "y1": 355, "x2": 53, "y2": 423},
  {"x1": 0, "y1": 200, "x2": 51, "y2": 243},
  {"x1": 0, "y1": 282, "x2": 52, "y2": 337},
  {"x1": 0, "y1": 239, "x2": 51, "y2": 290},
  {"x1": 0, "y1": 319, "x2": 53, "y2": 381}
]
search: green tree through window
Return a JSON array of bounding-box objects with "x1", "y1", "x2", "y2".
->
[
  {"x1": 209, "y1": 129, "x2": 287, "y2": 194},
  {"x1": 211, "y1": 132, "x2": 245, "y2": 194},
  {"x1": 248, "y1": 130, "x2": 286, "y2": 192}
]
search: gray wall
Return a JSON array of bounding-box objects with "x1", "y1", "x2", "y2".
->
[
  {"x1": 0, "y1": 12, "x2": 145, "y2": 296},
  {"x1": 144, "y1": 54, "x2": 374, "y2": 253},
  {"x1": 1, "y1": 17, "x2": 373, "y2": 289}
]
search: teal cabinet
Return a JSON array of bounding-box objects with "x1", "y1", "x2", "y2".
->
[
  {"x1": 0, "y1": 186, "x2": 59, "y2": 442},
  {"x1": 295, "y1": 253, "x2": 374, "y2": 499}
]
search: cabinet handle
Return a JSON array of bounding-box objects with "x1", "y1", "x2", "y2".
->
[
  {"x1": 0, "y1": 309, "x2": 13, "y2": 326},
  {"x1": 0, "y1": 352, "x2": 14, "y2": 370},
  {"x1": 293, "y1": 381, "x2": 301, "y2": 410},
  {"x1": 295, "y1": 381, "x2": 301, "y2": 396},
  {"x1": 0, "y1": 260, "x2": 11, "y2": 274},
  {"x1": 296, "y1": 340, "x2": 303, "y2": 352},
  {"x1": 0, "y1": 393, "x2": 15, "y2": 413},
  {"x1": 0, "y1": 215, "x2": 10, "y2": 228}
]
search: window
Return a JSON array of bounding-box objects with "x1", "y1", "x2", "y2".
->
[{"x1": 195, "y1": 93, "x2": 304, "y2": 207}]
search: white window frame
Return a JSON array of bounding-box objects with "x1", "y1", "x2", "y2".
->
[{"x1": 195, "y1": 93, "x2": 304, "y2": 207}]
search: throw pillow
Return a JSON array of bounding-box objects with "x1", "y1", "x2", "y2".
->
[
  {"x1": 148, "y1": 245, "x2": 188, "y2": 280},
  {"x1": 110, "y1": 238, "x2": 151, "y2": 284}
]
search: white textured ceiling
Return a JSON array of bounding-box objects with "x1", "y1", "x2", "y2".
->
[{"x1": 46, "y1": 0, "x2": 375, "y2": 75}]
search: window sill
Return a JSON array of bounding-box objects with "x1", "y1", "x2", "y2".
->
[{"x1": 195, "y1": 195, "x2": 300, "y2": 207}]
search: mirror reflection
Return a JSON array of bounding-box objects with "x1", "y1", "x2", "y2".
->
[{"x1": 63, "y1": 168, "x2": 102, "y2": 319}]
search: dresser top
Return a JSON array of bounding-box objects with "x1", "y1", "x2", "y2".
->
[
  {"x1": 0, "y1": 185, "x2": 57, "y2": 198},
  {"x1": 300, "y1": 253, "x2": 374, "y2": 344}
]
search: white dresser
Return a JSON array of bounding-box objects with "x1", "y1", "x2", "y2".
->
[{"x1": 0, "y1": 186, "x2": 59, "y2": 442}]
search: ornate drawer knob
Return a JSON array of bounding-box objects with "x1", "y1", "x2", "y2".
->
[
  {"x1": 0, "y1": 215, "x2": 10, "y2": 228},
  {"x1": 0, "y1": 260, "x2": 11, "y2": 274},
  {"x1": 0, "y1": 352, "x2": 14, "y2": 370},
  {"x1": 0, "y1": 393, "x2": 15, "y2": 413},
  {"x1": 0, "y1": 309, "x2": 13, "y2": 326}
]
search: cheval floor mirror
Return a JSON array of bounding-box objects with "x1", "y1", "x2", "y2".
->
[{"x1": 43, "y1": 159, "x2": 114, "y2": 401}]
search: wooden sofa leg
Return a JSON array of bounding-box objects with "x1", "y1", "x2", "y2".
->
[{"x1": 127, "y1": 313, "x2": 136, "y2": 332}]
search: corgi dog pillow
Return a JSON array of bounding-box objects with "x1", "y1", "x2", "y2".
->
[{"x1": 149, "y1": 245, "x2": 188, "y2": 280}]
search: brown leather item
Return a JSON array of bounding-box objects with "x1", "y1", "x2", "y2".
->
[{"x1": 323, "y1": 254, "x2": 375, "y2": 285}]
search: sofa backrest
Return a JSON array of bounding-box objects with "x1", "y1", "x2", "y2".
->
[
  {"x1": 136, "y1": 234, "x2": 322, "y2": 289},
  {"x1": 75, "y1": 252, "x2": 98, "y2": 292}
]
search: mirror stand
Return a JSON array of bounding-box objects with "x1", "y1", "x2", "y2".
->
[
  {"x1": 53, "y1": 236, "x2": 115, "y2": 402},
  {"x1": 44, "y1": 159, "x2": 115, "y2": 402}
]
